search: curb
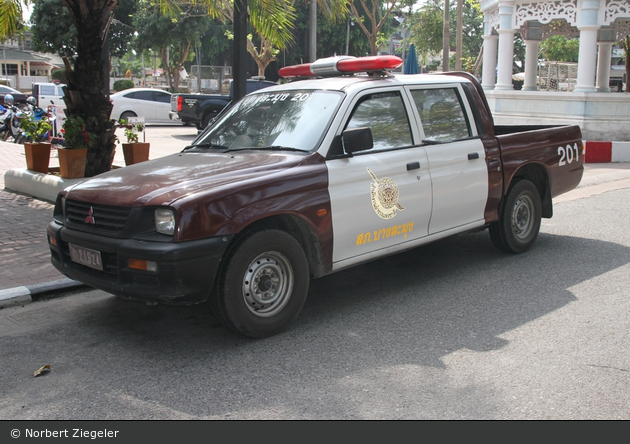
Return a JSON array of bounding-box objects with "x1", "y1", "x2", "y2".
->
[
  {"x1": 584, "y1": 141, "x2": 630, "y2": 163},
  {"x1": 0, "y1": 278, "x2": 89, "y2": 308}
]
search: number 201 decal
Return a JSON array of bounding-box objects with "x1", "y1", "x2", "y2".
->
[{"x1": 558, "y1": 143, "x2": 580, "y2": 167}]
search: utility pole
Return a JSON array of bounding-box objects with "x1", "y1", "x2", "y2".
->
[
  {"x1": 309, "y1": 0, "x2": 317, "y2": 62},
  {"x1": 456, "y1": 0, "x2": 463, "y2": 71},
  {"x1": 442, "y1": 0, "x2": 450, "y2": 72}
]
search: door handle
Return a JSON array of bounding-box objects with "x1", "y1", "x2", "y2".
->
[
  {"x1": 468, "y1": 152, "x2": 479, "y2": 160},
  {"x1": 406, "y1": 161, "x2": 420, "y2": 171}
]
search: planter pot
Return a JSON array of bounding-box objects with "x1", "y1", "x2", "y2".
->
[
  {"x1": 58, "y1": 148, "x2": 87, "y2": 179},
  {"x1": 122, "y1": 142, "x2": 150, "y2": 165},
  {"x1": 24, "y1": 142, "x2": 52, "y2": 174}
]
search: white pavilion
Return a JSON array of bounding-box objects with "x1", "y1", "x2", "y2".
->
[{"x1": 479, "y1": 0, "x2": 630, "y2": 141}]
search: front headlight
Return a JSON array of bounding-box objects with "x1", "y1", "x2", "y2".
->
[{"x1": 155, "y1": 208, "x2": 176, "y2": 235}]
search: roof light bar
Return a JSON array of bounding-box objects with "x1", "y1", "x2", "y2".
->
[{"x1": 278, "y1": 55, "x2": 403, "y2": 78}]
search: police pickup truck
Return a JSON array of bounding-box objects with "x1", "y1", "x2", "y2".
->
[{"x1": 48, "y1": 55, "x2": 584, "y2": 338}]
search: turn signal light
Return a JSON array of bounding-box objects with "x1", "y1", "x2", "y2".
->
[{"x1": 128, "y1": 258, "x2": 158, "y2": 272}]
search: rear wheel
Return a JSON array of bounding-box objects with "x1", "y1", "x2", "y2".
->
[
  {"x1": 490, "y1": 179, "x2": 542, "y2": 253},
  {"x1": 212, "y1": 229, "x2": 309, "y2": 338},
  {"x1": 119, "y1": 111, "x2": 136, "y2": 122},
  {"x1": 201, "y1": 111, "x2": 217, "y2": 130}
]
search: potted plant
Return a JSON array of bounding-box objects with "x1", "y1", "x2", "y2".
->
[
  {"x1": 119, "y1": 119, "x2": 150, "y2": 165},
  {"x1": 20, "y1": 115, "x2": 53, "y2": 174},
  {"x1": 59, "y1": 116, "x2": 95, "y2": 179}
]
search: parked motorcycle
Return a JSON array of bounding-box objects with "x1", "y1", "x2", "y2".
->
[{"x1": 0, "y1": 94, "x2": 30, "y2": 143}]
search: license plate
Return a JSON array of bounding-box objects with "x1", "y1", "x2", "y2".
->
[{"x1": 69, "y1": 243, "x2": 103, "y2": 271}]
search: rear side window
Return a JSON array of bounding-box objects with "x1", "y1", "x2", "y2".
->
[
  {"x1": 410, "y1": 88, "x2": 471, "y2": 143},
  {"x1": 40, "y1": 85, "x2": 56, "y2": 95},
  {"x1": 345, "y1": 91, "x2": 412, "y2": 150},
  {"x1": 155, "y1": 92, "x2": 171, "y2": 103},
  {"x1": 125, "y1": 91, "x2": 153, "y2": 101}
]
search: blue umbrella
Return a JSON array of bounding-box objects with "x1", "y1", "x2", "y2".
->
[{"x1": 404, "y1": 43, "x2": 419, "y2": 75}]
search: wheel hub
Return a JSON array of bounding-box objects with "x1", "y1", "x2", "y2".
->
[
  {"x1": 242, "y1": 251, "x2": 294, "y2": 317},
  {"x1": 512, "y1": 195, "x2": 534, "y2": 239}
]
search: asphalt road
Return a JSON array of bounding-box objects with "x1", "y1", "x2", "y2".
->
[{"x1": 0, "y1": 180, "x2": 628, "y2": 419}]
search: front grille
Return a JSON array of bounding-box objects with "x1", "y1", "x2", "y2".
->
[{"x1": 65, "y1": 200, "x2": 131, "y2": 234}]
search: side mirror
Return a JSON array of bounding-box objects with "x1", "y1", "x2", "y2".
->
[{"x1": 342, "y1": 127, "x2": 373, "y2": 154}]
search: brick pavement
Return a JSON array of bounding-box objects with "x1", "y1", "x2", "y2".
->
[{"x1": 0, "y1": 141, "x2": 61, "y2": 290}]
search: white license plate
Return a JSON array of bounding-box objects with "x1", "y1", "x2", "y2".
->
[{"x1": 69, "y1": 243, "x2": 103, "y2": 271}]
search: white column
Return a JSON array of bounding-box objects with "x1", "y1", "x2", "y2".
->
[
  {"x1": 575, "y1": 27, "x2": 599, "y2": 92},
  {"x1": 523, "y1": 39, "x2": 541, "y2": 91},
  {"x1": 596, "y1": 41, "x2": 614, "y2": 92},
  {"x1": 481, "y1": 34, "x2": 498, "y2": 89},
  {"x1": 495, "y1": 2, "x2": 515, "y2": 90},
  {"x1": 574, "y1": 0, "x2": 601, "y2": 93}
]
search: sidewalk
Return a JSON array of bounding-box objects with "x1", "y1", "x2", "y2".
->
[{"x1": 2, "y1": 138, "x2": 630, "y2": 308}]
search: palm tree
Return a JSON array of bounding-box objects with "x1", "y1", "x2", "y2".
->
[
  {"x1": 0, "y1": 0, "x2": 346, "y2": 176},
  {"x1": 0, "y1": 0, "x2": 25, "y2": 39}
]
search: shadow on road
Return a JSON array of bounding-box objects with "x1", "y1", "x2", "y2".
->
[{"x1": 1, "y1": 229, "x2": 627, "y2": 419}]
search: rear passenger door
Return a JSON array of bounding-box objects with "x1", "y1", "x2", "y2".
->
[
  {"x1": 407, "y1": 85, "x2": 488, "y2": 235},
  {"x1": 327, "y1": 88, "x2": 432, "y2": 268}
]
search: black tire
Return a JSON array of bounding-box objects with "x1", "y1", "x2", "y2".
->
[
  {"x1": 489, "y1": 179, "x2": 542, "y2": 253},
  {"x1": 212, "y1": 229, "x2": 309, "y2": 338},
  {"x1": 201, "y1": 112, "x2": 217, "y2": 130},
  {"x1": 119, "y1": 111, "x2": 137, "y2": 123}
]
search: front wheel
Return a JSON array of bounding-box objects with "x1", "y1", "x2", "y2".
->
[
  {"x1": 212, "y1": 229, "x2": 310, "y2": 338},
  {"x1": 489, "y1": 179, "x2": 542, "y2": 253}
]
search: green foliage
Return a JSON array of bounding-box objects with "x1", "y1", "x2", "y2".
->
[
  {"x1": 119, "y1": 119, "x2": 145, "y2": 144},
  {"x1": 408, "y1": 0, "x2": 483, "y2": 70},
  {"x1": 113, "y1": 79, "x2": 135, "y2": 92},
  {"x1": 539, "y1": 35, "x2": 580, "y2": 62},
  {"x1": 51, "y1": 70, "x2": 66, "y2": 83},
  {"x1": 19, "y1": 116, "x2": 53, "y2": 143},
  {"x1": 30, "y1": 0, "x2": 136, "y2": 60},
  {"x1": 62, "y1": 116, "x2": 96, "y2": 150}
]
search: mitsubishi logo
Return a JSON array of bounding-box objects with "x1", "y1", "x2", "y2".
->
[{"x1": 85, "y1": 207, "x2": 96, "y2": 224}]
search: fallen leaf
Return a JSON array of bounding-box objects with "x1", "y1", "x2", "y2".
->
[{"x1": 33, "y1": 365, "x2": 51, "y2": 377}]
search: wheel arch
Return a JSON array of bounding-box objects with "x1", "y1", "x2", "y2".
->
[
  {"x1": 508, "y1": 162, "x2": 552, "y2": 218},
  {"x1": 220, "y1": 214, "x2": 327, "y2": 280}
]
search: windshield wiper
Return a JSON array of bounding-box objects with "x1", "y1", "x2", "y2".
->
[
  {"x1": 242, "y1": 145, "x2": 306, "y2": 153},
  {"x1": 182, "y1": 142, "x2": 229, "y2": 151}
]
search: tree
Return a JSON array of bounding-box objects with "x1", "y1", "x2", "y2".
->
[
  {"x1": 347, "y1": 0, "x2": 401, "y2": 55},
  {"x1": 408, "y1": 0, "x2": 482, "y2": 71},
  {"x1": 539, "y1": 35, "x2": 580, "y2": 62},
  {"x1": 0, "y1": 0, "x2": 25, "y2": 39},
  {"x1": 30, "y1": 0, "x2": 136, "y2": 61},
  {"x1": 622, "y1": 35, "x2": 630, "y2": 93},
  {"x1": 134, "y1": 3, "x2": 212, "y2": 91}
]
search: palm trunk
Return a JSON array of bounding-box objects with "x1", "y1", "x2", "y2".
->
[{"x1": 62, "y1": 0, "x2": 117, "y2": 177}]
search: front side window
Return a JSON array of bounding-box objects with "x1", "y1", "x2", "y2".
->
[
  {"x1": 410, "y1": 88, "x2": 470, "y2": 143},
  {"x1": 345, "y1": 91, "x2": 412, "y2": 150}
]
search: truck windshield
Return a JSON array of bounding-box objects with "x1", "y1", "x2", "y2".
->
[{"x1": 196, "y1": 89, "x2": 343, "y2": 153}]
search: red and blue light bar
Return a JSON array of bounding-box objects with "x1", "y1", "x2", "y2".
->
[{"x1": 279, "y1": 55, "x2": 403, "y2": 79}]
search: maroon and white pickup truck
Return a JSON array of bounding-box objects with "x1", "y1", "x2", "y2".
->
[{"x1": 47, "y1": 56, "x2": 584, "y2": 338}]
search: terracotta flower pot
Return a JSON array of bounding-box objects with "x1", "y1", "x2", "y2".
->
[
  {"x1": 122, "y1": 142, "x2": 150, "y2": 165},
  {"x1": 58, "y1": 148, "x2": 87, "y2": 179},
  {"x1": 23, "y1": 142, "x2": 52, "y2": 174}
]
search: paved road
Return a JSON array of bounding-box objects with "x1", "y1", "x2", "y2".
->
[{"x1": 0, "y1": 185, "x2": 628, "y2": 419}]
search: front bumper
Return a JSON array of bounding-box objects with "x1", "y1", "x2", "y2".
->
[{"x1": 47, "y1": 221, "x2": 233, "y2": 304}]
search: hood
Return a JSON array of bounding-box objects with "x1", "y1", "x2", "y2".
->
[{"x1": 64, "y1": 151, "x2": 307, "y2": 207}]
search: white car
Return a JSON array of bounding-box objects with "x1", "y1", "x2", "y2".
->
[{"x1": 110, "y1": 88, "x2": 180, "y2": 124}]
